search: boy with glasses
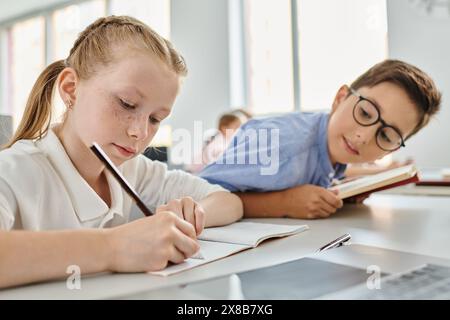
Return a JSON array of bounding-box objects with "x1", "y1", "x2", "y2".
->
[{"x1": 200, "y1": 60, "x2": 441, "y2": 219}]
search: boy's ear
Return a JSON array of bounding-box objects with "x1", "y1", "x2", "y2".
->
[
  {"x1": 331, "y1": 85, "x2": 350, "y2": 113},
  {"x1": 57, "y1": 67, "x2": 79, "y2": 106}
]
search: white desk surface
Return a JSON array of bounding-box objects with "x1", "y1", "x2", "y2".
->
[{"x1": 1, "y1": 193, "x2": 450, "y2": 299}]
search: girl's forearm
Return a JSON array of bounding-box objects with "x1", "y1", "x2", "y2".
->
[
  {"x1": 0, "y1": 229, "x2": 111, "y2": 289},
  {"x1": 200, "y1": 191, "x2": 243, "y2": 227}
]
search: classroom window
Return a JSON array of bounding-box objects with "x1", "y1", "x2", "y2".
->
[
  {"x1": 243, "y1": 0, "x2": 294, "y2": 115},
  {"x1": 109, "y1": 0, "x2": 171, "y2": 38},
  {"x1": 52, "y1": 0, "x2": 106, "y2": 61},
  {"x1": 297, "y1": 0, "x2": 388, "y2": 111},
  {"x1": 7, "y1": 17, "x2": 46, "y2": 129}
]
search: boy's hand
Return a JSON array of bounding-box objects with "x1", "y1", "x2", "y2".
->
[
  {"x1": 156, "y1": 197, "x2": 206, "y2": 235},
  {"x1": 283, "y1": 185, "x2": 343, "y2": 219}
]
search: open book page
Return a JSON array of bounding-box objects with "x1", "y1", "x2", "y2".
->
[
  {"x1": 198, "y1": 222, "x2": 309, "y2": 247},
  {"x1": 149, "y1": 222, "x2": 309, "y2": 276},
  {"x1": 330, "y1": 164, "x2": 417, "y2": 199},
  {"x1": 149, "y1": 240, "x2": 250, "y2": 276}
]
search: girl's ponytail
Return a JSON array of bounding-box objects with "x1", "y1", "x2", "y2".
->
[{"x1": 4, "y1": 60, "x2": 65, "y2": 148}]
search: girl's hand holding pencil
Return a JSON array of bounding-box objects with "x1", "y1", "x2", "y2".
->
[{"x1": 156, "y1": 197, "x2": 206, "y2": 236}]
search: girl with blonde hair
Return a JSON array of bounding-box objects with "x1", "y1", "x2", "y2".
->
[{"x1": 0, "y1": 16, "x2": 242, "y2": 289}]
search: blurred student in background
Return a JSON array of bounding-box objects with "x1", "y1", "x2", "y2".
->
[{"x1": 187, "y1": 109, "x2": 252, "y2": 174}]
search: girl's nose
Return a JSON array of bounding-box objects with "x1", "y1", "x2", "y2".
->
[{"x1": 127, "y1": 115, "x2": 148, "y2": 140}]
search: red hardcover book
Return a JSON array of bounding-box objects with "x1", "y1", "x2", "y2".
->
[
  {"x1": 348, "y1": 174, "x2": 419, "y2": 200},
  {"x1": 330, "y1": 165, "x2": 418, "y2": 199},
  {"x1": 415, "y1": 179, "x2": 450, "y2": 187}
]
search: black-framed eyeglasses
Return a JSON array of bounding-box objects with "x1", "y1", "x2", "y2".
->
[{"x1": 350, "y1": 88, "x2": 405, "y2": 152}]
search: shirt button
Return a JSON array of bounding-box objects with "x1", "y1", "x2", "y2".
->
[{"x1": 328, "y1": 172, "x2": 334, "y2": 178}]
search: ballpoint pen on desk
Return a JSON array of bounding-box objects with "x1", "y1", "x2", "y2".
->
[
  {"x1": 317, "y1": 233, "x2": 352, "y2": 252},
  {"x1": 90, "y1": 142, "x2": 205, "y2": 260}
]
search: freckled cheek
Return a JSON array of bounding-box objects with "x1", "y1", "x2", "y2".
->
[{"x1": 112, "y1": 108, "x2": 135, "y2": 127}]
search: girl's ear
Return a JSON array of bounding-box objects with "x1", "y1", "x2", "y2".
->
[
  {"x1": 57, "y1": 67, "x2": 79, "y2": 107},
  {"x1": 331, "y1": 85, "x2": 350, "y2": 114}
]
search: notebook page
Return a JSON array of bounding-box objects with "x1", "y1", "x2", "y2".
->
[
  {"x1": 198, "y1": 222, "x2": 309, "y2": 247},
  {"x1": 150, "y1": 240, "x2": 249, "y2": 276}
]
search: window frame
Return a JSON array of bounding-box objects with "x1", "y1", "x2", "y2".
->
[
  {"x1": 237, "y1": 0, "x2": 388, "y2": 116},
  {"x1": 239, "y1": 0, "x2": 297, "y2": 116}
]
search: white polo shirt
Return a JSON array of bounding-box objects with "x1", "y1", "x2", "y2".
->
[{"x1": 0, "y1": 129, "x2": 227, "y2": 230}]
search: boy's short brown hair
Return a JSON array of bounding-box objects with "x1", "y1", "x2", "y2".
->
[
  {"x1": 218, "y1": 113, "x2": 241, "y2": 130},
  {"x1": 350, "y1": 59, "x2": 441, "y2": 138}
]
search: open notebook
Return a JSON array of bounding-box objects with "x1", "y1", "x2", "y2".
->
[
  {"x1": 150, "y1": 221, "x2": 309, "y2": 276},
  {"x1": 329, "y1": 164, "x2": 419, "y2": 199}
]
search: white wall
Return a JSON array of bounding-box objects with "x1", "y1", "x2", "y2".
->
[
  {"x1": 387, "y1": 0, "x2": 450, "y2": 167},
  {"x1": 169, "y1": 0, "x2": 231, "y2": 159}
]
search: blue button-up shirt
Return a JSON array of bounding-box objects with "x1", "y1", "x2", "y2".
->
[{"x1": 199, "y1": 112, "x2": 347, "y2": 192}]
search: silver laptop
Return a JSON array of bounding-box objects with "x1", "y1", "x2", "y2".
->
[
  {"x1": 317, "y1": 263, "x2": 450, "y2": 300},
  {"x1": 164, "y1": 244, "x2": 450, "y2": 300}
]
